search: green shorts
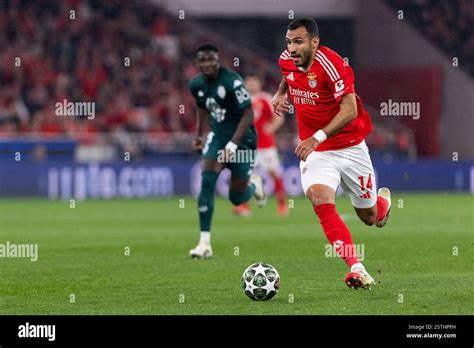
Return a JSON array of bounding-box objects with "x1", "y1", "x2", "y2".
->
[{"x1": 202, "y1": 131, "x2": 257, "y2": 180}]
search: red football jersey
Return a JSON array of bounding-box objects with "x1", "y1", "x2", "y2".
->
[
  {"x1": 252, "y1": 92, "x2": 276, "y2": 149},
  {"x1": 279, "y1": 45, "x2": 373, "y2": 151}
]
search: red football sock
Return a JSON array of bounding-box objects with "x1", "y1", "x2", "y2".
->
[
  {"x1": 274, "y1": 176, "x2": 286, "y2": 205},
  {"x1": 376, "y1": 195, "x2": 389, "y2": 222},
  {"x1": 314, "y1": 203, "x2": 359, "y2": 268}
]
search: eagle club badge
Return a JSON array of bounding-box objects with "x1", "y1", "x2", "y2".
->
[
  {"x1": 307, "y1": 72, "x2": 317, "y2": 88},
  {"x1": 217, "y1": 86, "x2": 226, "y2": 99}
]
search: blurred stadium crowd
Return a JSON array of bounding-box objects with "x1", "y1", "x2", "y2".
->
[
  {"x1": 4, "y1": 0, "x2": 466, "y2": 159},
  {"x1": 388, "y1": 0, "x2": 474, "y2": 76},
  {"x1": 0, "y1": 0, "x2": 199, "y2": 143}
]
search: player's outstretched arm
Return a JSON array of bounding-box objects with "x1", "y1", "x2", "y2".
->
[
  {"x1": 321, "y1": 93, "x2": 357, "y2": 137},
  {"x1": 230, "y1": 107, "x2": 254, "y2": 146},
  {"x1": 272, "y1": 77, "x2": 290, "y2": 117},
  {"x1": 295, "y1": 93, "x2": 357, "y2": 161},
  {"x1": 223, "y1": 107, "x2": 254, "y2": 161},
  {"x1": 192, "y1": 106, "x2": 208, "y2": 153},
  {"x1": 225, "y1": 107, "x2": 253, "y2": 162},
  {"x1": 264, "y1": 112, "x2": 285, "y2": 134}
]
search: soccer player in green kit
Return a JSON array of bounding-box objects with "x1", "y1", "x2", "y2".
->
[{"x1": 188, "y1": 44, "x2": 266, "y2": 259}]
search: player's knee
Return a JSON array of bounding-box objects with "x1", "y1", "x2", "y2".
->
[
  {"x1": 229, "y1": 182, "x2": 245, "y2": 194},
  {"x1": 359, "y1": 211, "x2": 376, "y2": 226},
  {"x1": 229, "y1": 191, "x2": 245, "y2": 206},
  {"x1": 229, "y1": 174, "x2": 249, "y2": 193},
  {"x1": 363, "y1": 217, "x2": 375, "y2": 226},
  {"x1": 306, "y1": 191, "x2": 333, "y2": 206}
]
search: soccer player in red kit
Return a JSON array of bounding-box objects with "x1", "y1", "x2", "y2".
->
[
  {"x1": 272, "y1": 18, "x2": 391, "y2": 289},
  {"x1": 233, "y1": 73, "x2": 288, "y2": 217}
]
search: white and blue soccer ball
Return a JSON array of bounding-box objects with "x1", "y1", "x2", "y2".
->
[{"x1": 242, "y1": 262, "x2": 280, "y2": 301}]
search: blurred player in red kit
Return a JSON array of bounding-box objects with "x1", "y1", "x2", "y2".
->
[
  {"x1": 233, "y1": 73, "x2": 288, "y2": 217},
  {"x1": 272, "y1": 18, "x2": 391, "y2": 289}
]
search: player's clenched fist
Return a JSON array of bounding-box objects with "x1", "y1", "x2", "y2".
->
[
  {"x1": 295, "y1": 137, "x2": 319, "y2": 161},
  {"x1": 192, "y1": 136, "x2": 204, "y2": 153},
  {"x1": 271, "y1": 93, "x2": 290, "y2": 117}
]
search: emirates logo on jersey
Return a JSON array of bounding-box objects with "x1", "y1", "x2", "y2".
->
[{"x1": 307, "y1": 72, "x2": 317, "y2": 88}]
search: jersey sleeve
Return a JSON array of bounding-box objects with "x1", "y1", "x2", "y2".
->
[
  {"x1": 317, "y1": 50, "x2": 355, "y2": 103},
  {"x1": 278, "y1": 50, "x2": 292, "y2": 76},
  {"x1": 230, "y1": 76, "x2": 252, "y2": 110},
  {"x1": 188, "y1": 78, "x2": 205, "y2": 108}
]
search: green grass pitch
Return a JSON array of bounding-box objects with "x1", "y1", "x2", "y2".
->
[{"x1": 0, "y1": 193, "x2": 472, "y2": 315}]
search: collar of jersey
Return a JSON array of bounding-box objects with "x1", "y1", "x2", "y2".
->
[{"x1": 297, "y1": 57, "x2": 316, "y2": 73}]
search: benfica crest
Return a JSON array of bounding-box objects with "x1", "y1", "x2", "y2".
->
[{"x1": 307, "y1": 72, "x2": 317, "y2": 88}]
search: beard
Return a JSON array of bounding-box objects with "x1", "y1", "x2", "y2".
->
[
  {"x1": 299, "y1": 50, "x2": 313, "y2": 69},
  {"x1": 293, "y1": 49, "x2": 313, "y2": 69}
]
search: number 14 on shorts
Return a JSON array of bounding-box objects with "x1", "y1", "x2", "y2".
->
[{"x1": 358, "y1": 174, "x2": 373, "y2": 199}]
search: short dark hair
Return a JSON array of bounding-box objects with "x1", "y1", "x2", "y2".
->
[
  {"x1": 287, "y1": 18, "x2": 319, "y2": 37},
  {"x1": 196, "y1": 43, "x2": 219, "y2": 54}
]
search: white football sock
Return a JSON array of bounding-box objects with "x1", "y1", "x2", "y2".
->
[
  {"x1": 351, "y1": 262, "x2": 365, "y2": 273},
  {"x1": 199, "y1": 231, "x2": 211, "y2": 245}
]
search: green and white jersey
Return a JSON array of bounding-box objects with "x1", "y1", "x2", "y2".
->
[{"x1": 189, "y1": 67, "x2": 257, "y2": 141}]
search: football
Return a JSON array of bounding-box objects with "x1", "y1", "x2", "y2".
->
[{"x1": 242, "y1": 262, "x2": 280, "y2": 301}]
